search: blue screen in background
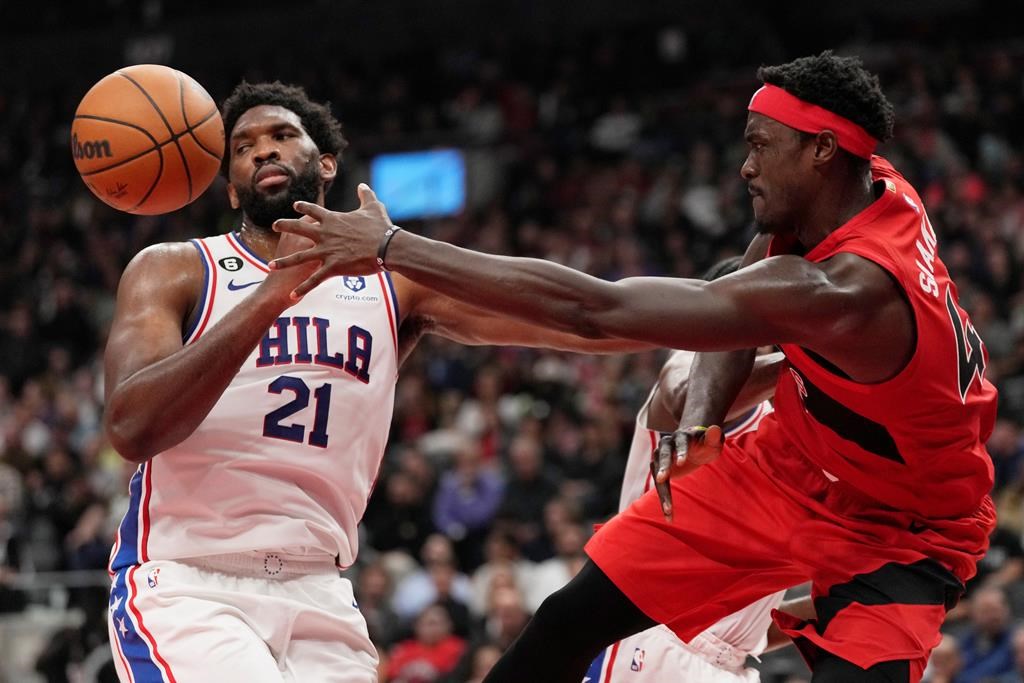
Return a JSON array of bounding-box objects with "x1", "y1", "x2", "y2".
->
[{"x1": 370, "y1": 149, "x2": 466, "y2": 220}]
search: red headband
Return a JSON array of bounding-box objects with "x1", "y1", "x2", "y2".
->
[{"x1": 747, "y1": 84, "x2": 878, "y2": 159}]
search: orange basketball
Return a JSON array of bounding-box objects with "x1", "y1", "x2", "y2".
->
[{"x1": 71, "y1": 64, "x2": 224, "y2": 215}]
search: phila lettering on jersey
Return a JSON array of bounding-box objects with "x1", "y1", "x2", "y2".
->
[{"x1": 110, "y1": 232, "x2": 400, "y2": 572}]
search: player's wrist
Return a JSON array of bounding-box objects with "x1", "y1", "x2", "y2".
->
[{"x1": 376, "y1": 225, "x2": 403, "y2": 271}]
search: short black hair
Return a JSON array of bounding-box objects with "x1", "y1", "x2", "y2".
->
[
  {"x1": 220, "y1": 81, "x2": 348, "y2": 175},
  {"x1": 702, "y1": 255, "x2": 743, "y2": 281},
  {"x1": 757, "y1": 51, "x2": 894, "y2": 143}
]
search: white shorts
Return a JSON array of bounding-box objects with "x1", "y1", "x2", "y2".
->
[
  {"x1": 586, "y1": 625, "x2": 760, "y2": 683},
  {"x1": 108, "y1": 552, "x2": 378, "y2": 683}
]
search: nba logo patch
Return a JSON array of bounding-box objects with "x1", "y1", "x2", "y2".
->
[
  {"x1": 344, "y1": 276, "x2": 366, "y2": 292},
  {"x1": 147, "y1": 568, "x2": 161, "y2": 588},
  {"x1": 630, "y1": 648, "x2": 645, "y2": 672}
]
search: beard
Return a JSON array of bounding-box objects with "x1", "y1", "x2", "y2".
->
[{"x1": 236, "y1": 157, "x2": 321, "y2": 229}]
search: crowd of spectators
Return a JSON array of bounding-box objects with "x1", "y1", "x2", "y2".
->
[{"x1": 3, "y1": 15, "x2": 1024, "y2": 683}]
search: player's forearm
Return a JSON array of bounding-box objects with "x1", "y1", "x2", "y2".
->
[
  {"x1": 105, "y1": 291, "x2": 286, "y2": 462},
  {"x1": 387, "y1": 231, "x2": 634, "y2": 340},
  {"x1": 727, "y1": 351, "x2": 784, "y2": 419},
  {"x1": 676, "y1": 350, "x2": 757, "y2": 430}
]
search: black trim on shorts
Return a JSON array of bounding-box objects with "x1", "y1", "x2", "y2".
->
[{"x1": 814, "y1": 559, "x2": 964, "y2": 632}]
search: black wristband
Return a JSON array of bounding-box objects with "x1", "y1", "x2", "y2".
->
[{"x1": 376, "y1": 226, "x2": 403, "y2": 271}]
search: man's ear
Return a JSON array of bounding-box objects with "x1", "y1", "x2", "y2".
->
[
  {"x1": 320, "y1": 153, "x2": 338, "y2": 185},
  {"x1": 812, "y1": 130, "x2": 840, "y2": 165}
]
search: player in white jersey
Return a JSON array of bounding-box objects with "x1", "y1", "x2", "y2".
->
[
  {"x1": 586, "y1": 257, "x2": 801, "y2": 683},
  {"x1": 102, "y1": 82, "x2": 647, "y2": 683}
]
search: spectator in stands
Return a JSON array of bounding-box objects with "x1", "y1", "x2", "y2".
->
[
  {"x1": 392, "y1": 534, "x2": 472, "y2": 633},
  {"x1": 355, "y1": 560, "x2": 403, "y2": 649},
  {"x1": 957, "y1": 586, "x2": 1018, "y2": 682},
  {"x1": 387, "y1": 603, "x2": 467, "y2": 683},
  {"x1": 495, "y1": 433, "x2": 560, "y2": 561},
  {"x1": 922, "y1": 634, "x2": 964, "y2": 683},
  {"x1": 431, "y1": 432, "x2": 505, "y2": 571},
  {"x1": 995, "y1": 625, "x2": 1024, "y2": 683}
]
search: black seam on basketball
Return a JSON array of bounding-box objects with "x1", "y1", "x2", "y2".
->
[
  {"x1": 74, "y1": 110, "x2": 221, "y2": 176},
  {"x1": 185, "y1": 108, "x2": 223, "y2": 160},
  {"x1": 119, "y1": 70, "x2": 193, "y2": 200},
  {"x1": 177, "y1": 78, "x2": 222, "y2": 162},
  {"x1": 175, "y1": 72, "x2": 194, "y2": 202},
  {"x1": 130, "y1": 143, "x2": 165, "y2": 212}
]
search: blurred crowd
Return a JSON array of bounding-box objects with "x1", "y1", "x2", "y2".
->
[{"x1": 3, "y1": 19, "x2": 1024, "y2": 683}]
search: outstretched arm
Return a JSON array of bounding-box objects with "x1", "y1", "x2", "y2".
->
[
  {"x1": 392, "y1": 274, "x2": 654, "y2": 365},
  {"x1": 271, "y1": 188, "x2": 880, "y2": 356}
]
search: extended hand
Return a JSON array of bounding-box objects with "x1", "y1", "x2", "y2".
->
[
  {"x1": 270, "y1": 184, "x2": 394, "y2": 299},
  {"x1": 650, "y1": 424, "x2": 723, "y2": 521}
]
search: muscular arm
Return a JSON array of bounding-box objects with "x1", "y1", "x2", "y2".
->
[
  {"x1": 386, "y1": 232, "x2": 891, "y2": 356},
  {"x1": 392, "y1": 275, "x2": 653, "y2": 365},
  {"x1": 275, "y1": 193, "x2": 913, "y2": 381},
  {"x1": 104, "y1": 242, "x2": 303, "y2": 463}
]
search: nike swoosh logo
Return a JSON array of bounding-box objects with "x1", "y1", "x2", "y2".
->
[{"x1": 227, "y1": 279, "x2": 261, "y2": 291}]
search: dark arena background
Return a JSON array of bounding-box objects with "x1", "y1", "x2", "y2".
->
[{"x1": 2, "y1": 1, "x2": 1024, "y2": 681}]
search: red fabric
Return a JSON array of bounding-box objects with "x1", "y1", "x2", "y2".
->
[
  {"x1": 773, "y1": 606, "x2": 931, "y2": 681},
  {"x1": 386, "y1": 636, "x2": 466, "y2": 683},
  {"x1": 587, "y1": 158, "x2": 997, "y2": 677},
  {"x1": 748, "y1": 84, "x2": 878, "y2": 158},
  {"x1": 586, "y1": 432, "x2": 993, "y2": 677},
  {"x1": 768, "y1": 156, "x2": 997, "y2": 521}
]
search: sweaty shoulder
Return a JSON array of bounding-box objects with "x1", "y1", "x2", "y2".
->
[{"x1": 117, "y1": 241, "x2": 206, "y2": 325}]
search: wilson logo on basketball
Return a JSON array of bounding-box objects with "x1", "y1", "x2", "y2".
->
[{"x1": 71, "y1": 133, "x2": 113, "y2": 160}]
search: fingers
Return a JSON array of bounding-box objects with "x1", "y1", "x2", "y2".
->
[
  {"x1": 654, "y1": 434, "x2": 674, "y2": 520},
  {"x1": 674, "y1": 426, "x2": 706, "y2": 468},
  {"x1": 703, "y1": 425, "x2": 723, "y2": 449},
  {"x1": 272, "y1": 217, "x2": 322, "y2": 241},
  {"x1": 268, "y1": 249, "x2": 319, "y2": 271},
  {"x1": 292, "y1": 201, "x2": 328, "y2": 221},
  {"x1": 291, "y1": 263, "x2": 330, "y2": 300},
  {"x1": 357, "y1": 183, "x2": 379, "y2": 207}
]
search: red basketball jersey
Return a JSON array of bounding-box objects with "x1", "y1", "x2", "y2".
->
[{"x1": 764, "y1": 156, "x2": 997, "y2": 519}]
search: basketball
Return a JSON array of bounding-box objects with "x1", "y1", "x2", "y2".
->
[{"x1": 71, "y1": 64, "x2": 224, "y2": 215}]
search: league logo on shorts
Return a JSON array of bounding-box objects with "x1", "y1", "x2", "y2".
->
[
  {"x1": 344, "y1": 276, "x2": 366, "y2": 292},
  {"x1": 630, "y1": 648, "x2": 645, "y2": 672},
  {"x1": 147, "y1": 568, "x2": 161, "y2": 588}
]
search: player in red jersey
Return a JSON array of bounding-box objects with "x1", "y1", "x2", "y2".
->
[{"x1": 271, "y1": 52, "x2": 997, "y2": 682}]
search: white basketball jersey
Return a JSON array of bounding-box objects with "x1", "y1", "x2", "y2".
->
[
  {"x1": 618, "y1": 359, "x2": 781, "y2": 658},
  {"x1": 110, "y1": 232, "x2": 400, "y2": 571}
]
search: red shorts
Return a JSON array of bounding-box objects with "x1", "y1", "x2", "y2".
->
[{"x1": 585, "y1": 428, "x2": 994, "y2": 682}]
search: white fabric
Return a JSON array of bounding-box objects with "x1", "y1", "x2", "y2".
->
[
  {"x1": 588, "y1": 625, "x2": 761, "y2": 683},
  {"x1": 108, "y1": 556, "x2": 378, "y2": 682},
  {"x1": 110, "y1": 233, "x2": 399, "y2": 571}
]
